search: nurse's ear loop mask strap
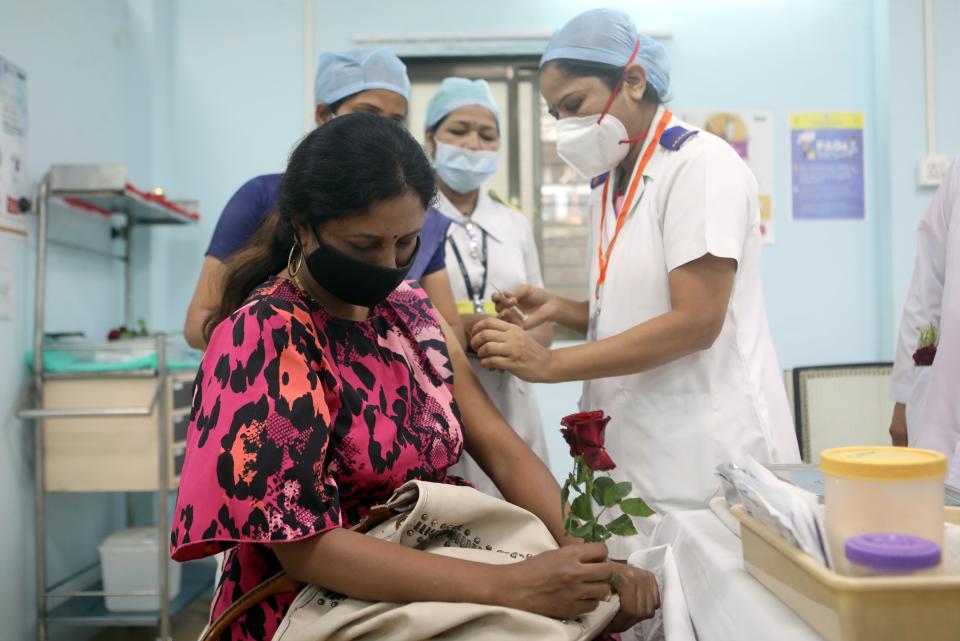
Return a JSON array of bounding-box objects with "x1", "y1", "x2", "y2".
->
[
  {"x1": 595, "y1": 39, "x2": 644, "y2": 146},
  {"x1": 595, "y1": 108, "x2": 672, "y2": 305}
]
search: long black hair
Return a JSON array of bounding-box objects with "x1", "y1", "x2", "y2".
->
[{"x1": 206, "y1": 113, "x2": 436, "y2": 340}]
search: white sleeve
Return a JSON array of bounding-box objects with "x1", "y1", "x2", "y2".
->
[
  {"x1": 891, "y1": 159, "x2": 957, "y2": 402},
  {"x1": 517, "y1": 215, "x2": 545, "y2": 289},
  {"x1": 660, "y1": 140, "x2": 753, "y2": 272}
]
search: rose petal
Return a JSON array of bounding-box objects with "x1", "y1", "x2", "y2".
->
[{"x1": 583, "y1": 446, "x2": 616, "y2": 471}]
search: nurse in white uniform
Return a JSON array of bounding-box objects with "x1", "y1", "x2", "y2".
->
[
  {"x1": 890, "y1": 158, "x2": 960, "y2": 486},
  {"x1": 471, "y1": 8, "x2": 800, "y2": 555},
  {"x1": 424, "y1": 78, "x2": 553, "y2": 496}
]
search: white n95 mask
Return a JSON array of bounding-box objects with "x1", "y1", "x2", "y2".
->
[
  {"x1": 555, "y1": 113, "x2": 631, "y2": 180},
  {"x1": 434, "y1": 141, "x2": 499, "y2": 194}
]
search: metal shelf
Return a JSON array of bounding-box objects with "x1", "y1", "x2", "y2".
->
[
  {"x1": 46, "y1": 560, "x2": 215, "y2": 627},
  {"x1": 19, "y1": 163, "x2": 203, "y2": 641},
  {"x1": 49, "y1": 164, "x2": 198, "y2": 225}
]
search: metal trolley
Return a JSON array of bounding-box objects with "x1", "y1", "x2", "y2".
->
[{"x1": 17, "y1": 164, "x2": 211, "y2": 641}]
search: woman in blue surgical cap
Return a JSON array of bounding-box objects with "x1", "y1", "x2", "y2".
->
[
  {"x1": 424, "y1": 78, "x2": 552, "y2": 496},
  {"x1": 184, "y1": 49, "x2": 466, "y2": 349},
  {"x1": 473, "y1": 9, "x2": 800, "y2": 555}
]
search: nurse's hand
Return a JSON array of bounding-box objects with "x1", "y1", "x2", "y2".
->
[
  {"x1": 890, "y1": 402, "x2": 908, "y2": 446},
  {"x1": 471, "y1": 317, "x2": 554, "y2": 383},
  {"x1": 493, "y1": 284, "x2": 557, "y2": 330},
  {"x1": 602, "y1": 564, "x2": 661, "y2": 633}
]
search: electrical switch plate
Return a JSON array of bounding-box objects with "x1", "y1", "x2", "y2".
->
[{"x1": 918, "y1": 155, "x2": 952, "y2": 187}]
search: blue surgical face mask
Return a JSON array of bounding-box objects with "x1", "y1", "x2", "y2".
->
[{"x1": 433, "y1": 141, "x2": 498, "y2": 194}]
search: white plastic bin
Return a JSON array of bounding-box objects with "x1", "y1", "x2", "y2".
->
[{"x1": 99, "y1": 527, "x2": 181, "y2": 612}]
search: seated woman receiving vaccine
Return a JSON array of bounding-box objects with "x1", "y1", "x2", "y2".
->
[{"x1": 170, "y1": 113, "x2": 659, "y2": 641}]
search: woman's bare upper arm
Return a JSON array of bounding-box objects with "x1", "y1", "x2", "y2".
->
[{"x1": 184, "y1": 256, "x2": 226, "y2": 348}]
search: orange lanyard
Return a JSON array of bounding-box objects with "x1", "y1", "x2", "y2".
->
[{"x1": 595, "y1": 109, "x2": 672, "y2": 303}]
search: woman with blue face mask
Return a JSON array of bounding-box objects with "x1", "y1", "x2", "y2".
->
[
  {"x1": 424, "y1": 78, "x2": 553, "y2": 496},
  {"x1": 472, "y1": 9, "x2": 801, "y2": 556}
]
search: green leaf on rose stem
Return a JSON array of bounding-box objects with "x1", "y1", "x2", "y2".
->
[
  {"x1": 571, "y1": 493, "x2": 594, "y2": 521},
  {"x1": 620, "y1": 498, "x2": 656, "y2": 517},
  {"x1": 593, "y1": 524, "x2": 610, "y2": 540},
  {"x1": 560, "y1": 482, "x2": 570, "y2": 507},
  {"x1": 570, "y1": 520, "x2": 595, "y2": 540},
  {"x1": 606, "y1": 513, "x2": 638, "y2": 537},
  {"x1": 601, "y1": 478, "x2": 632, "y2": 508},
  {"x1": 602, "y1": 485, "x2": 619, "y2": 508},
  {"x1": 592, "y1": 476, "x2": 615, "y2": 506}
]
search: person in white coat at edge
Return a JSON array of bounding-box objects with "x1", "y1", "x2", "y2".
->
[
  {"x1": 424, "y1": 78, "x2": 553, "y2": 496},
  {"x1": 890, "y1": 158, "x2": 960, "y2": 487},
  {"x1": 471, "y1": 8, "x2": 800, "y2": 556}
]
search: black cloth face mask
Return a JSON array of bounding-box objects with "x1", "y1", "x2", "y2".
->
[{"x1": 303, "y1": 234, "x2": 420, "y2": 308}]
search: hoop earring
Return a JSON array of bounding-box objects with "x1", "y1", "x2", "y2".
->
[{"x1": 288, "y1": 242, "x2": 304, "y2": 277}]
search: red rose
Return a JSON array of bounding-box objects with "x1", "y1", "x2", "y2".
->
[
  {"x1": 561, "y1": 410, "x2": 616, "y2": 471},
  {"x1": 913, "y1": 346, "x2": 936, "y2": 366}
]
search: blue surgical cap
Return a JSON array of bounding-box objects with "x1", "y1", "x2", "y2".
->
[
  {"x1": 540, "y1": 8, "x2": 670, "y2": 100},
  {"x1": 314, "y1": 48, "x2": 411, "y2": 106},
  {"x1": 425, "y1": 78, "x2": 501, "y2": 129}
]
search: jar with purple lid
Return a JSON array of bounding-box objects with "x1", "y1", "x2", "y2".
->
[{"x1": 844, "y1": 533, "x2": 942, "y2": 576}]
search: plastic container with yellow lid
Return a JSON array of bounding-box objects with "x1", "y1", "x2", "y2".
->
[{"x1": 820, "y1": 446, "x2": 947, "y2": 575}]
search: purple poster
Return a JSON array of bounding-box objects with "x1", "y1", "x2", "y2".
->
[{"x1": 790, "y1": 113, "x2": 865, "y2": 220}]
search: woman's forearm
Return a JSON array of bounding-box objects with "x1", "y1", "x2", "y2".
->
[
  {"x1": 548, "y1": 309, "x2": 711, "y2": 383},
  {"x1": 546, "y1": 256, "x2": 736, "y2": 383},
  {"x1": 551, "y1": 297, "x2": 590, "y2": 335},
  {"x1": 273, "y1": 528, "x2": 500, "y2": 604},
  {"x1": 530, "y1": 320, "x2": 554, "y2": 348},
  {"x1": 484, "y1": 434, "x2": 569, "y2": 544}
]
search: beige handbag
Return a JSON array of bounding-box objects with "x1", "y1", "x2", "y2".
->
[{"x1": 270, "y1": 480, "x2": 619, "y2": 641}]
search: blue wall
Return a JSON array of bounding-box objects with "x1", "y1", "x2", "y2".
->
[
  {"x1": 311, "y1": 0, "x2": 957, "y2": 370},
  {"x1": 145, "y1": 0, "x2": 307, "y2": 323},
  {"x1": 887, "y1": 0, "x2": 960, "y2": 343},
  {"x1": 0, "y1": 3, "x2": 155, "y2": 639},
  {"x1": 149, "y1": 0, "x2": 960, "y2": 369},
  {"x1": 1, "y1": 0, "x2": 959, "y2": 637}
]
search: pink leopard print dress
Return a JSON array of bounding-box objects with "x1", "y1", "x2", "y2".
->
[{"x1": 170, "y1": 277, "x2": 468, "y2": 640}]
